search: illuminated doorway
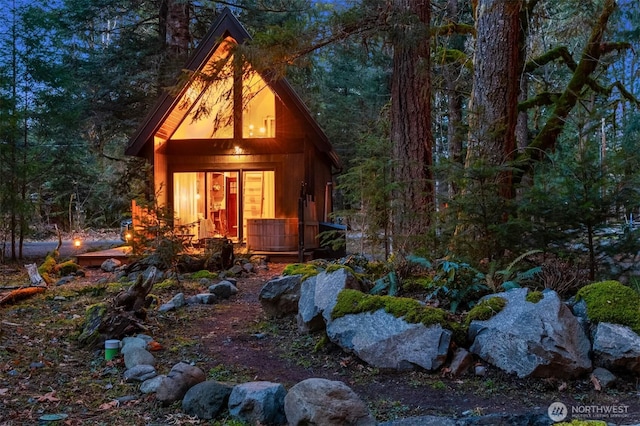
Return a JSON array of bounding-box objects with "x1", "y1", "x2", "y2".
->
[{"x1": 173, "y1": 170, "x2": 274, "y2": 241}]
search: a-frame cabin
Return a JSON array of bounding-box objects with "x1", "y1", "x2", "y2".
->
[{"x1": 125, "y1": 8, "x2": 341, "y2": 254}]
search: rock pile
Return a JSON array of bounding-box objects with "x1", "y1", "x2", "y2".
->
[{"x1": 260, "y1": 270, "x2": 640, "y2": 382}]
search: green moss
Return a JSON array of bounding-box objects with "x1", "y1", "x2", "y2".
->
[
  {"x1": 325, "y1": 264, "x2": 366, "y2": 286},
  {"x1": 56, "y1": 260, "x2": 81, "y2": 276},
  {"x1": 314, "y1": 334, "x2": 331, "y2": 352},
  {"x1": 333, "y1": 289, "x2": 449, "y2": 329},
  {"x1": 38, "y1": 254, "x2": 58, "y2": 276},
  {"x1": 77, "y1": 303, "x2": 108, "y2": 347},
  {"x1": 154, "y1": 279, "x2": 178, "y2": 292},
  {"x1": 326, "y1": 264, "x2": 355, "y2": 275},
  {"x1": 283, "y1": 263, "x2": 322, "y2": 281},
  {"x1": 402, "y1": 276, "x2": 433, "y2": 292},
  {"x1": 75, "y1": 283, "x2": 107, "y2": 297},
  {"x1": 191, "y1": 270, "x2": 217, "y2": 280},
  {"x1": 464, "y1": 297, "x2": 507, "y2": 327},
  {"x1": 576, "y1": 280, "x2": 640, "y2": 334},
  {"x1": 525, "y1": 290, "x2": 543, "y2": 303},
  {"x1": 555, "y1": 420, "x2": 607, "y2": 426}
]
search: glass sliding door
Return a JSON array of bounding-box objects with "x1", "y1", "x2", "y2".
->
[
  {"x1": 174, "y1": 170, "x2": 274, "y2": 242},
  {"x1": 242, "y1": 171, "x2": 275, "y2": 238}
]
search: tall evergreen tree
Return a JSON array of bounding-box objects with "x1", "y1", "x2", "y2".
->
[{"x1": 389, "y1": 0, "x2": 434, "y2": 252}]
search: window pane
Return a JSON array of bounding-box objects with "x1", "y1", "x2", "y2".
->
[
  {"x1": 242, "y1": 69, "x2": 276, "y2": 138},
  {"x1": 173, "y1": 40, "x2": 235, "y2": 139}
]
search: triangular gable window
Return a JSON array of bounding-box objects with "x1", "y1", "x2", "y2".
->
[
  {"x1": 243, "y1": 69, "x2": 275, "y2": 138},
  {"x1": 171, "y1": 37, "x2": 275, "y2": 140}
]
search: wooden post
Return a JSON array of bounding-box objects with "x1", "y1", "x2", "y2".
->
[{"x1": 298, "y1": 182, "x2": 306, "y2": 263}]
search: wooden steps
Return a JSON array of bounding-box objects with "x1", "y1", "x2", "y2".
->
[{"x1": 75, "y1": 246, "x2": 132, "y2": 267}]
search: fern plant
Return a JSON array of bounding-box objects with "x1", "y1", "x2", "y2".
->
[
  {"x1": 487, "y1": 250, "x2": 543, "y2": 291},
  {"x1": 426, "y1": 258, "x2": 489, "y2": 313}
]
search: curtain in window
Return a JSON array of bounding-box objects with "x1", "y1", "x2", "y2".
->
[{"x1": 173, "y1": 172, "x2": 198, "y2": 226}]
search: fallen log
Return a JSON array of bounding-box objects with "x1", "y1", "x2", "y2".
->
[{"x1": 0, "y1": 286, "x2": 46, "y2": 306}]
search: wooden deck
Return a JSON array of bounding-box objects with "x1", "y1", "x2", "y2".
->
[
  {"x1": 249, "y1": 250, "x2": 314, "y2": 263},
  {"x1": 74, "y1": 245, "x2": 313, "y2": 267},
  {"x1": 75, "y1": 246, "x2": 132, "y2": 267}
]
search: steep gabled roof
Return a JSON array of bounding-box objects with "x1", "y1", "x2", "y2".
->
[{"x1": 125, "y1": 7, "x2": 340, "y2": 169}]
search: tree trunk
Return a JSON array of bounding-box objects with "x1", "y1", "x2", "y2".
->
[
  {"x1": 158, "y1": 0, "x2": 191, "y2": 89},
  {"x1": 390, "y1": 0, "x2": 434, "y2": 253},
  {"x1": 466, "y1": 0, "x2": 524, "y2": 199},
  {"x1": 165, "y1": 0, "x2": 190, "y2": 55},
  {"x1": 444, "y1": 0, "x2": 465, "y2": 197}
]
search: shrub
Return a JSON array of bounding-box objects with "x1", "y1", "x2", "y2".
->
[
  {"x1": 535, "y1": 253, "x2": 590, "y2": 297},
  {"x1": 576, "y1": 280, "x2": 640, "y2": 334},
  {"x1": 425, "y1": 259, "x2": 488, "y2": 313}
]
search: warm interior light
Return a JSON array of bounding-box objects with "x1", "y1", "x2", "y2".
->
[
  {"x1": 125, "y1": 232, "x2": 132, "y2": 242},
  {"x1": 73, "y1": 238, "x2": 82, "y2": 248}
]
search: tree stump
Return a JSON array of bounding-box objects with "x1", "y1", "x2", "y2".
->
[{"x1": 78, "y1": 267, "x2": 158, "y2": 347}]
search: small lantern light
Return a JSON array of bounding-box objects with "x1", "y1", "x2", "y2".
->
[
  {"x1": 73, "y1": 237, "x2": 82, "y2": 249},
  {"x1": 124, "y1": 232, "x2": 132, "y2": 242}
]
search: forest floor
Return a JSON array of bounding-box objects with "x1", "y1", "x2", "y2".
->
[{"x1": 0, "y1": 238, "x2": 639, "y2": 425}]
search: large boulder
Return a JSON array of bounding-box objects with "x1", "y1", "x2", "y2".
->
[
  {"x1": 468, "y1": 288, "x2": 592, "y2": 378},
  {"x1": 156, "y1": 362, "x2": 206, "y2": 406},
  {"x1": 327, "y1": 308, "x2": 451, "y2": 371},
  {"x1": 123, "y1": 346, "x2": 155, "y2": 369},
  {"x1": 591, "y1": 322, "x2": 640, "y2": 374},
  {"x1": 182, "y1": 380, "x2": 233, "y2": 420},
  {"x1": 228, "y1": 381, "x2": 287, "y2": 425},
  {"x1": 284, "y1": 378, "x2": 376, "y2": 426},
  {"x1": 101, "y1": 258, "x2": 122, "y2": 273},
  {"x1": 259, "y1": 275, "x2": 303, "y2": 317},
  {"x1": 297, "y1": 268, "x2": 363, "y2": 332}
]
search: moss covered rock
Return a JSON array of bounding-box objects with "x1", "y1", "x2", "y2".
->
[
  {"x1": 576, "y1": 280, "x2": 640, "y2": 335},
  {"x1": 333, "y1": 289, "x2": 450, "y2": 328},
  {"x1": 468, "y1": 288, "x2": 591, "y2": 378},
  {"x1": 328, "y1": 289, "x2": 453, "y2": 371}
]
